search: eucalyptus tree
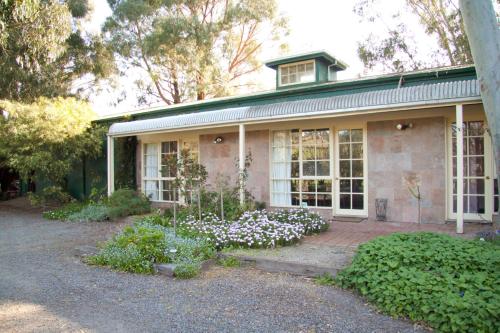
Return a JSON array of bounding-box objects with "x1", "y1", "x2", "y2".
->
[
  {"x1": 354, "y1": 0, "x2": 473, "y2": 72},
  {"x1": 103, "y1": 0, "x2": 288, "y2": 105},
  {"x1": 0, "y1": 0, "x2": 115, "y2": 102}
]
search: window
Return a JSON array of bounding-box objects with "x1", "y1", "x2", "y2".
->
[
  {"x1": 143, "y1": 139, "x2": 200, "y2": 202},
  {"x1": 337, "y1": 129, "x2": 365, "y2": 211},
  {"x1": 451, "y1": 121, "x2": 486, "y2": 214},
  {"x1": 279, "y1": 61, "x2": 315, "y2": 86},
  {"x1": 271, "y1": 128, "x2": 332, "y2": 208}
]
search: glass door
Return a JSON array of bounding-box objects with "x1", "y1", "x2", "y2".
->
[
  {"x1": 450, "y1": 121, "x2": 493, "y2": 221},
  {"x1": 335, "y1": 128, "x2": 367, "y2": 216}
]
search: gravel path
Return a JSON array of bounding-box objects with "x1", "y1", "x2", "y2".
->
[{"x1": 0, "y1": 202, "x2": 425, "y2": 333}]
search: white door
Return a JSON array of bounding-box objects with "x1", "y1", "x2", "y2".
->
[
  {"x1": 449, "y1": 120, "x2": 493, "y2": 221},
  {"x1": 335, "y1": 127, "x2": 368, "y2": 216}
]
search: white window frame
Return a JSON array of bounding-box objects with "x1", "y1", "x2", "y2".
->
[
  {"x1": 278, "y1": 60, "x2": 316, "y2": 87},
  {"x1": 270, "y1": 127, "x2": 334, "y2": 209},
  {"x1": 334, "y1": 125, "x2": 368, "y2": 217},
  {"x1": 446, "y1": 119, "x2": 493, "y2": 221},
  {"x1": 141, "y1": 136, "x2": 199, "y2": 203}
]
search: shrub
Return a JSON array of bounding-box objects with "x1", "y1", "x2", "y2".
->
[
  {"x1": 67, "y1": 204, "x2": 109, "y2": 222},
  {"x1": 29, "y1": 186, "x2": 73, "y2": 207},
  {"x1": 88, "y1": 221, "x2": 215, "y2": 275},
  {"x1": 43, "y1": 201, "x2": 86, "y2": 220},
  {"x1": 218, "y1": 256, "x2": 241, "y2": 268},
  {"x1": 106, "y1": 189, "x2": 151, "y2": 219},
  {"x1": 336, "y1": 232, "x2": 500, "y2": 333},
  {"x1": 268, "y1": 208, "x2": 329, "y2": 235},
  {"x1": 173, "y1": 259, "x2": 201, "y2": 279},
  {"x1": 314, "y1": 273, "x2": 335, "y2": 286}
]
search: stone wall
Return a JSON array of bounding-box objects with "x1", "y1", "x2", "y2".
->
[
  {"x1": 367, "y1": 117, "x2": 446, "y2": 223},
  {"x1": 199, "y1": 130, "x2": 270, "y2": 204}
]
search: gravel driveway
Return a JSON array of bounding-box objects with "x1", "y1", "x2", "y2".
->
[{"x1": 0, "y1": 202, "x2": 424, "y2": 333}]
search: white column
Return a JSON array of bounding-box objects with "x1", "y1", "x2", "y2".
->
[
  {"x1": 107, "y1": 135, "x2": 115, "y2": 196},
  {"x1": 456, "y1": 105, "x2": 464, "y2": 233},
  {"x1": 239, "y1": 123, "x2": 246, "y2": 205}
]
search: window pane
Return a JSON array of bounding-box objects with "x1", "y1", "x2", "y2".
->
[
  {"x1": 291, "y1": 147, "x2": 300, "y2": 160},
  {"x1": 340, "y1": 179, "x2": 350, "y2": 193},
  {"x1": 291, "y1": 130, "x2": 300, "y2": 144},
  {"x1": 469, "y1": 179, "x2": 485, "y2": 195},
  {"x1": 469, "y1": 196, "x2": 485, "y2": 213},
  {"x1": 281, "y1": 76, "x2": 289, "y2": 85},
  {"x1": 301, "y1": 193, "x2": 316, "y2": 207},
  {"x1": 317, "y1": 194, "x2": 332, "y2": 207},
  {"x1": 351, "y1": 129, "x2": 363, "y2": 142},
  {"x1": 302, "y1": 130, "x2": 315, "y2": 145},
  {"x1": 301, "y1": 180, "x2": 316, "y2": 192},
  {"x1": 468, "y1": 137, "x2": 484, "y2": 155},
  {"x1": 162, "y1": 180, "x2": 175, "y2": 201},
  {"x1": 302, "y1": 146, "x2": 315, "y2": 160},
  {"x1": 352, "y1": 194, "x2": 364, "y2": 209},
  {"x1": 144, "y1": 180, "x2": 159, "y2": 201},
  {"x1": 316, "y1": 129, "x2": 330, "y2": 145},
  {"x1": 317, "y1": 161, "x2": 330, "y2": 176},
  {"x1": 339, "y1": 144, "x2": 350, "y2": 159},
  {"x1": 469, "y1": 157, "x2": 484, "y2": 176},
  {"x1": 351, "y1": 143, "x2": 363, "y2": 159},
  {"x1": 316, "y1": 146, "x2": 329, "y2": 159},
  {"x1": 317, "y1": 180, "x2": 332, "y2": 193},
  {"x1": 291, "y1": 162, "x2": 300, "y2": 178},
  {"x1": 289, "y1": 73, "x2": 297, "y2": 83},
  {"x1": 468, "y1": 121, "x2": 484, "y2": 136},
  {"x1": 352, "y1": 179, "x2": 364, "y2": 193},
  {"x1": 302, "y1": 161, "x2": 315, "y2": 176},
  {"x1": 291, "y1": 180, "x2": 300, "y2": 192},
  {"x1": 340, "y1": 194, "x2": 351, "y2": 209},
  {"x1": 338, "y1": 130, "x2": 350, "y2": 143},
  {"x1": 352, "y1": 160, "x2": 364, "y2": 177},
  {"x1": 306, "y1": 62, "x2": 314, "y2": 72},
  {"x1": 340, "y1": 161, "x2": 351, "y2": 177},
  {"x1": 291, "y1": 193, "x2": 300, "y2": 206}
]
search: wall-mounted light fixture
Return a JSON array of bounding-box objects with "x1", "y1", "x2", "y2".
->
[
  {"x1": 395, "y1": 123, "x2": 413, "y2": 131},
  {"x1": 213, "y1": 136, "x2": 224, "y2": 144}
]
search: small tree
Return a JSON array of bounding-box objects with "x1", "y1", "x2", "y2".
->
[
  {"x1": 163, "y1": 149, "x2": 207, "y2": 232},
  {"x1": 236, "y1": 150, "x2": 253, "y2": 206},
  {"x1": 214, "y1": 172, "x2": 230, "y2": 222},
  {"x1": 403, "y1": 173, "x2": 422, "y2": 224},
  {"x1": 0, "y1": 97, "x2": 105, "y2": 196}
]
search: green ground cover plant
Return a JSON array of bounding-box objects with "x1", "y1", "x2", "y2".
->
[
  {"x1": 336, "y1": 232, "x2": 500, "y2": 333},
  {"x1": 87, "y1": 221, "x2": 215, "y2": 275},
  {"x1": 218, "y1": 256, "x2": 241, "y2": 268}
]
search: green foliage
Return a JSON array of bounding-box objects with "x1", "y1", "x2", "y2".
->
[
  {"x1": 106, "y1": 189, "x2": 151, "y2": 219},
  {"x1": 43, "y1": 201, "x2": 86, "y2": 220},
  {"x1": 336, "y1": 232, "x2": 500, "y2": 333},
  {"x1": 28, "y1": 186, "x2": 73, "y2": 207},
  {"x1": 67, "y1": 204, "x2": 109, "y2": 222},
  {"x1": 354, "y1": 0, "x2": 472, "y2": 72},
  {"x1": 0, "y1": 0, "x2": 114, "y2": 102},
  {"x1": 104, "y1": 0, "x2": 288, "y2": 105},
  {"x1": 114, "y1": 137, "x2": 137, "y2": 190},
  {"x1": 0, "y1": 98, "x2": 105, "y2": 187},
  {"x1": 314, "y1": 273, "x2": 336, "y2": 286},
  {"x1": 173, "y1": 260, "x2": 202, "y2": 279},
  {"x1": 88, "y1": 221, "x2": 215, "y2": 275},
  {"x1": 218, "y1": 256, "x2": 241, "y2": 268}
]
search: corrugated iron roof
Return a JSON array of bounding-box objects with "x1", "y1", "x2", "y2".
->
[{"x1": 109, "y1": 79, "x2": 480, "y2": 136}]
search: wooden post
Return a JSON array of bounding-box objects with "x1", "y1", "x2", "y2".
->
[
  {"x1": 239, "y1": 123, "x2": 245, "y2": 205},
  {"x1": 107, "y1": 135, "x2": 115, "y2": 197},
  {"x1": 456, "y1": 105, "x2": 464, "y2": 234}
]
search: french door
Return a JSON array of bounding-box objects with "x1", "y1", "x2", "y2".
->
[
  {"x1": 449, "y1": 120, "x2": 493, "y2": 221},
  {"x1": 335, "y1": 127, "x2": 368, "y2": 216}
]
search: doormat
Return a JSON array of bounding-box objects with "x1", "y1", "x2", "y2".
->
[{"x1": 330, "y1": 216, "x2": 366, "y2": 223}]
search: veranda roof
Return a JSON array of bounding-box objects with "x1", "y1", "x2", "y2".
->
[{"x1": 108, "y1": 79, "x2": 480, "y2": 137}]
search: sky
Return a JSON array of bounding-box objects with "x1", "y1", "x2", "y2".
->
[{"x1": 85, "y1": 0, "x2": 437, "y2": 115}]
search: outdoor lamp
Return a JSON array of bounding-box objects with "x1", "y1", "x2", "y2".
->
[
  {"x1": 213, "y1": 136, "x2": 224, "y2": 144},
  {"x1": 396, "y1": 122, "x2": 413, "y2": 131}
]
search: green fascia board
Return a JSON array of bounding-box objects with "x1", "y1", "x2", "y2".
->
[
  {"x1": 265, "y1": 51, "x2": 348, "y2": 70},
  {"x1": 97, "y1": 65, "x2": 477, "y2": 124}
]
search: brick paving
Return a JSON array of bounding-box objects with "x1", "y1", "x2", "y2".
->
[{"x1": 303, "y1": 220, "x2": 497, "y2": 247}]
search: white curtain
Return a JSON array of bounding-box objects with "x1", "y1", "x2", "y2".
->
[
  {"x1": 272, "y1": 131, "x2": 292, "y2": 205},
  {"x1": 144, "y1": 144, "x2": 159, "y2": 200}
]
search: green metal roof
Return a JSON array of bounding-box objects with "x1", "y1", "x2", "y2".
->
[
  {"x1": 98, "y1": 64, "x2": 478, "y2": 123},
  {"x1": 264, "y1": 50, "x2": 348, "y2": 71}
]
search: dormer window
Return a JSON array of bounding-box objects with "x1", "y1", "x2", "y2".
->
[{"x1": 279, "y1": 60, "x2": 315, "y2": 86}]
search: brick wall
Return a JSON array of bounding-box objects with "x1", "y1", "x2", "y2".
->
[{"x1": 367, "y1": 117, "x2": 446, "y2": 223}]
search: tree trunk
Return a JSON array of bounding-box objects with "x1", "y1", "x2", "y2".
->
[{"x1": 459, "y1": 0, "x2": 500, "y2": 192}]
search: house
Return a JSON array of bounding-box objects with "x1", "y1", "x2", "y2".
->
[{"x1": 92, "y1": 51, "x2": 495, "y2": 230}]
